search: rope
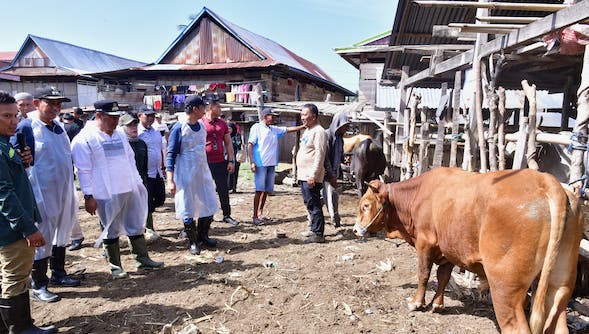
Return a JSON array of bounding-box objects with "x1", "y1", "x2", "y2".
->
[{"x1": 566, "y1": 132, "x2": 588, "y2": 153}]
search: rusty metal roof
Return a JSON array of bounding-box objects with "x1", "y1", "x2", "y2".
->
[
  {"x1": 1, "y1": 35, "x2": 145, "y2": 76},
  {"x1": 154, "y1": 7, "x2": 351, "y2": 94}
]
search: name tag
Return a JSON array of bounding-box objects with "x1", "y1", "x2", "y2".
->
[{"x1": 102, "y1": 140, "x2": 125, "y2": 157}]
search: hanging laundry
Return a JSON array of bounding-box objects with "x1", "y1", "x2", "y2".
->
[
  {"x1": 173, "y1": 95, "x2": 187, "y2": 109},
  {"x1": 225, "y1": 92, "x2": 235, "y2": 103}
]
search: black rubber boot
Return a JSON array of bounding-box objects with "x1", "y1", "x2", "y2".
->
[
  {"x1": 184, "y1": 220, "x2": 200, "y2": 255},
  {"x1": 0, "y1": 292, "x2": 57, "y2": 333},
  {"x1": 30, "y1": 259, "x2": 59, "y2": 303},
  {"x1": 128, "y1": 235, "x2": 164, "y2": 269},
  {"x1": 103, "y1": 239, "x2": 128, "y2": 279},
  {"x1": 197, "y1": 216, "x2": 217, "y2": 248},
  {"x1": 49, "y1": 246, "x2": 80, "y2": 287}
]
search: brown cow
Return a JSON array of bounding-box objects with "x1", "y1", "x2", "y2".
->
[{"x1": 353, "y1": 168, "x2": 583, "y2": 334}]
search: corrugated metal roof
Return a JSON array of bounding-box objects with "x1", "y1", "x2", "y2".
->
[
  {"x1": 384, "y1": 0, "x2": 566, "y2": 82},
  {"x1": 2, "y1": 35, "x2": 145, "y2": 76},
  {"x1": 155, "y1": 7, "x2": 349, "y2": 94}
]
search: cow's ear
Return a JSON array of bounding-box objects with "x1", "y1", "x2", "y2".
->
[{"x1": 366, "y1": 180, "x2": 380, "y2": 193}]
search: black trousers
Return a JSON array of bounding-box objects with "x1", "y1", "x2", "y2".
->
[
  {"x1": 209, "y1": 161, "x2": 231, "y2": 217},
  {"x1": 146, "y1": 174, "x2": 166, "y2": 213},
  {"x1": 299, "y1": 181, "x2": 325, "y2": 236},
  {"x1": 228, "y1": 161, "x2": 240, "y2": 192}
]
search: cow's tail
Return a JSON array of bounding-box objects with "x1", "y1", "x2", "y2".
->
[{"x1": 528, "y1": 186, "x2": 569, "y2": 334}]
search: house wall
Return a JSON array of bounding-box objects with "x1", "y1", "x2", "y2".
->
[
  {"x1": 262, "y1": 73, "x2": 345, "y2": 103},
  {"x1": 358, "y1": 63, "x2": 383, "y2": 105},
  {"x1": 0, "y1": 79, "x2": 79, "y2": 108}
]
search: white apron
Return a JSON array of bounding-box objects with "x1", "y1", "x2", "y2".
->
[
  {"x1": 174, "y1": 120, "x2": 218, "y2": 220},
  {"x1": 28, "y1": 119, "x2": 78, "y2": 259},
  {"x1": 78, "y1": 128, "x2": 148, "y2": 246}
]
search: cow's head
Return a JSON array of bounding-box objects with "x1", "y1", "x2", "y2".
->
[{"x1": 353, "y1": 180, "x2": 389, "y2": 237}]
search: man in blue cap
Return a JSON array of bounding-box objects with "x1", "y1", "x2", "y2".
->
[
  {"x1": 166, "y1": 95, "x2": 218, "y2": 255},
  {"x1": 71, "y1": 100, "x2": 164, "y2": 279}
]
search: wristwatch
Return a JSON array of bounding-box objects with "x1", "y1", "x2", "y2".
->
[{"x1": 83, "y1": 194, "x2": 93, "y2": 200}]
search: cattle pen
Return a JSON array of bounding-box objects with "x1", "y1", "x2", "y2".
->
[{"x1": 337, "y1": 0, "x2": 589, "y2": 316}]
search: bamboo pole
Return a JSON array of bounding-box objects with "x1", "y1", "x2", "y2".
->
[
  {"x1": 450, "y1": 71, "x2": 462, "y2": 168},
  {"x1": 383, "y1": 111, "x2": 392, "y2": 177},
  {"x1": 497, "y1": 87, "x2": 506, "y2": 170},
  {"x1": 398, "y1": 66, "x2": 410, "y2": 176},
  {"x1": 522, "y1": 80, "x2": 539, "y2": 170},
  {"x1": 415, "y1": 1, "x2": 566, "y2": 12},
  {"x1": 570, "y1": 45, "x2": 589, "y2": 185}
]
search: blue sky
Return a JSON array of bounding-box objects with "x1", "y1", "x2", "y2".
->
[{"x1": 0, "y1": 0, "x2": 397, "y2": 92}]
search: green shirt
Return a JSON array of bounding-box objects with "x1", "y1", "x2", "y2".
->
[{"x1": 0, "y1": 136, "x2": 39, "y2": 246}]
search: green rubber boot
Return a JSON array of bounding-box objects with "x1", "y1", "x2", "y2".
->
[
  {"x1": 129, "y1": 235, "x2": 164, "y2": 269},
  {"x1": 103, "y1": 241, "x2": 128, "y2": 279}
]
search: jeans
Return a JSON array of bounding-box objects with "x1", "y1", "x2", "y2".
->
[
  {"x1": 299, "y1": 181, "x2": 324, "y2": 236},
  {"x1": 209, "y1": 161, "x2": 231, "y2": 217}
]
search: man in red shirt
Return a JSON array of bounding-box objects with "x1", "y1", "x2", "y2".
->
[{"x1": 203, "y1": 95, "x2": 240, "y2": 229}]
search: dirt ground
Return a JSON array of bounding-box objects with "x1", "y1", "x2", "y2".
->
[{"x1": 28, "y1": 166, "x2": 589, "y2": 334}]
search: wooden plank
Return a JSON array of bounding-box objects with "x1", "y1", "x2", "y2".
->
[
  {"x1": 477, "y1": 15, "x2": 589, "y2": 24},
  {"x1": 522, "y1": 80, "x2": 539, "y2": 170},
  {"x1": 432, "y1": 26, "x2": 478, "y2": 40},
  {"x1": 336, "y1": 44, "x2": 473, "y2": 55},
  {"x1": 405, "y1": 1, "x2": 589, "y2": 86},
  {"x1": 415, "y1": 1, "x2": 566, "y2": 11},
  {"x1": 449, "y1": 23, "x2": 525, "y2": 30}
]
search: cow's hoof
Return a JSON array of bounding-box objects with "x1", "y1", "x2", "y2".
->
[
  {"x1": 431, "y1": 303, "x2": 444, "y2": 313},
  {"x1": 406, "y1": 298, "x2": 423, "y2": 311}
]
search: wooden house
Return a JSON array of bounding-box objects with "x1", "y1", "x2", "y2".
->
[
  {"x1": 94, "y1": 7, "x2": 354, "y2": 110},
  {"x1": 0, "y1": 35, "x2": 145, "y2": 108}
]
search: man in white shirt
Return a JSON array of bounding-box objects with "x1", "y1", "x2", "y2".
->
[
  {"x1": 247, "y1": 108, "x2": 303, "y2": 225},
  {"x1": 137, "y1": 105, "x2": 166, "y2": 241},
  {"x1": 71, "y1": 100, "x2": 164, "y2": 279}
]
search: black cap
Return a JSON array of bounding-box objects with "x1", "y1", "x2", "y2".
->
[
  {"x1": 73, "y1": 107, "x2": 84, "y2": 115},
  {"x1": 262, "y1": 107, "x2": 279, "y2": 117},
  {"x1": 185, "y1": 95, "x2": 205, "y2": 113},
  {"x1": 94, "y1": 99, "x2": 122, "y2": 116},
  {"x1": 138, "y1": 104, "x2": 156, "y2": 115},
  {"x1": 34, "y1": 86, "x2": 71, "y2": 102},
  {"x1": 62, "y1": 113, "x2": 74, "y2": 120},
  {"x1": 203, "y1": 93, "x2": 220, "y2": 105}
]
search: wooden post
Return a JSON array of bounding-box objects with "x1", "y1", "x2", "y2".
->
[
  {"x1": 522, "y1": 80, "x2": 539, "y2": 170},
  {"x1": 450, "y1": 71, "x2": 462, "y2": 168},
  {"x1": 433, "y1": 83, "x2": 449, "y2": 168},
  {"x1": 383, "y1": 110, "x2": 392, "y2": 177},
  {"x1": 398, "y1": 66, "x2": 410, "y2": 178},
  {"x1": 406, "y1": 93, "x2": 421, "y2": 179},
  {"x1": 418, "y1": 106, "x2": 430, "y2": 175},
  {"x1": 512, "y1": 92, "x2": 528, "y2": 169},
  {"x1": 570, "y1": 45, "x2": 589, "y2": 185},
  {"x1": 561, "y1": 77, "x2": 573, "y2": 131},
  {"x1": 462, "y1": 93, "x2": 477, "y2": 171},
  {"x1": 497, "y1": 87, "x2": 506, "y2": 170},
  {"x1": 486, "y1": 84, "x2": 499, "y2": 171},
  {"x1": 473, "y1": 0, "x2": 489, "y2": 172},
  {"x1": 255, "y1": 83, "x2": 264, "y2": 120}
]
